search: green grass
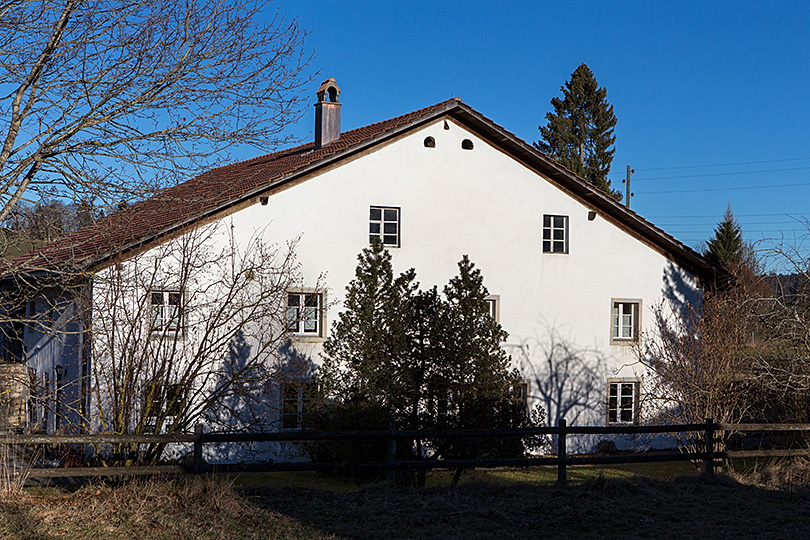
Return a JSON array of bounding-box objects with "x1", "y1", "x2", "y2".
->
[
  {"x1": 227, "y1": 461, "x2": 700, "y2": 492},
  {"x1": 244, "y1": 471, "x2": 810, "y2": 539}
]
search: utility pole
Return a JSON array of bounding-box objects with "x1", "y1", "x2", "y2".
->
[{"x1": 623, "y1": 165, "x2": 634, "y2": 208}]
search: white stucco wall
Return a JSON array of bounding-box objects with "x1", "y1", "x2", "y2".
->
[
  {"x1": 213, "y1": 118, "x2": 701, "y2": 439},
  {"x1": 52, "y1": 117, "x2": 700, "y2": 454}
]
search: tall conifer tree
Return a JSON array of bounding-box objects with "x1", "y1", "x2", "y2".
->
[
  {"x1": 705, "y1": 205, "x2": 745, "y2": 270},
  {"x1": 536, "y1": 64, "x2": 621, "y2": 200}
]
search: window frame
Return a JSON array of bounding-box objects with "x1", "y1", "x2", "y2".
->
[
  {"x1": 369, "y1": 205, "x2": 400, "y2": 247},
  {"x1": 514, "y1": 380, "x2": 529, "y2": 413},
  {"x1": 149, "y1": 290, "x2": 183, "y2": 334},
  {"x1": 607, "y1": 379, "x2": 639, "y2": 425},
  {"x1": 483, "y1": 295, "x2": 500, "y2": 322},
  {"x1": 142, "y1": 380, "x2": 184, "y2": 433},
  {"x1": 610, "y1": 299, "x2": 641, "y2": 344},
  {"x1": 286, "y1": 291, "x2": 325, "y2": 338},
  {"x1": 280, "y1": 381, "x2": 315, "y2": 430},
  {"x1": 542, "y1": 214, "x2": 569, "y2": 254}
]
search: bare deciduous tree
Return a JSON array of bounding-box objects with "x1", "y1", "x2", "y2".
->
[
  {"x1": 638, "y1": 220, "x2": 810, "y2": 460},
  {"x1": 642, "y1": 297, "x2": 751, "y2": 419},
  {"x1": 748, "y1": 224, "x2": 810, "y2": 424},
  {"x1": 639, "y1": 263, "x2": 769, "y2": 454},
  {"x1": 83, "y1": 221, "x2": 310, "y2": 463},
  {"x1": 0, "y1": 0, "x2": 312, "y2": 219}
]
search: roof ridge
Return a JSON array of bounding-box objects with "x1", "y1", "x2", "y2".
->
[
  {"x1": 6, "y1": 96, "x2": 715, "y2": 279},
  {"x1": 337, "y1": 98, "x2": 457, "y2": 135},
  {"x1": 9, "y1": 98, "x2": 460, "y2": 271},
  {"x1": 169, "y1": 98, "x2": 458, "y2": 176}
]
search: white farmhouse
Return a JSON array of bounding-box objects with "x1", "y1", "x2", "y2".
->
[{"x1": 1, "y1": 78, "x2": 716, "y2": 443}]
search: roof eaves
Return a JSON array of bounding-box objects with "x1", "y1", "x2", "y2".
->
[
  {"x1": 79, "y1": 101, "x2": 463, "y2": 272},
  {"x1": 447, "y1": 102, "x2": 719, "y2": 280},
  {"x1": 245, "y1": 101, "x2": 461, "y2": 193}
]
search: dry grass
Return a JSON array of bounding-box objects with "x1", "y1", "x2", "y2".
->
[
  {"x1": 0, "y1": 476, "x2": 330, "y2": 540},
  {"x1": 728, "y1": 456, "x2": 810, "y2": 491},
  {"x1": 1, "y1": 465, "x2": 810, "y2": 539},
  {"x1": 0, "y1": 438, "x2": 37, "y2": 499}
]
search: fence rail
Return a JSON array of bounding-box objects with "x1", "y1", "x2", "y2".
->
[{"x1": 2, "y1": 419, "x2": 809, "y2": 484}]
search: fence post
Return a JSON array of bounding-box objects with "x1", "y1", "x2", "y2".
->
[
  {"x1": 704, "y1": 417, "x2": 714, "y2": 479},
  {"x1": 387, "y1": 420, "x2": 397, "y2": 485},
  {"x1": 557, "y1": 418, "x2": 567, "y2": 486},
  {"x1": 193, "y1": 423, "x2": 203, "y2": 474}
]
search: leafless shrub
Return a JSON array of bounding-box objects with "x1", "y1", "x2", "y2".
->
[
  {"x1": 747, "y1": 227, "x2": 810, "y2": 424},
  {"x1": 0, "y1": 435, "x2": 39, "y2": 498},
  {"x1": 639, "y1": 273, "x2": 762, "y2": 453},
  {"x1": 85, "y1": 220, "x2": 311, "y2": 463},
  {"x1": 728, "y1": 457, "x2": 810, "y2": 491}
]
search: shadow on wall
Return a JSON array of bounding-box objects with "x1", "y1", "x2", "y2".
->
[
  {"x1": 272, "y1": 341, "x2": 317, "y2": 388},
  {"x1": 662, "y1": 262, "x2": 702, "y2": 322},
  {"x1": 204, "y1": 334, "x2": 316, "y2": 463},
  {"x1": 515, "y1": 323, "x2": 606, "y2": 452}
]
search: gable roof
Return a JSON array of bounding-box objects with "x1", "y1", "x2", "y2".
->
[{"x1": 10, "y1": 98, "x2": 719, "y2": 280}]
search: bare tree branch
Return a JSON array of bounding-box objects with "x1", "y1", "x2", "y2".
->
[{"x1": 0, "y1": 0, "x2": 313, "y2": 220}]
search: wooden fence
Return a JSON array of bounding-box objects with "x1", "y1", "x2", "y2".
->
[{"x1": 2, "y1": 419, "x2": 809, "y2": 484}]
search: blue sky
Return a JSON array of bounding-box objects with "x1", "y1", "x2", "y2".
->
[{"x1": 284, "y1": 1, "x2": 810, "y2": 268}]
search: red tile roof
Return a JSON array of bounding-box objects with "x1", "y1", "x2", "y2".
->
[
  {"x1": 12, "y1": 99, "x2": 458, "y2": 272},
  {"x1": 9, "y1": 97, "x2": 719, "y2": 280}
]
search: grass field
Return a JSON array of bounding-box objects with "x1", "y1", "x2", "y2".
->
[{"x1": 1, "y1": 463, "x2": 809, "y2": 539}]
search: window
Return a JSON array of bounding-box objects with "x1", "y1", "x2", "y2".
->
[
  {"x1": 143, "y1": 381, "x2": 184, "y2": 432},
  {"x1": 286, "y1": 292, "x2": 322, "y2": 335},
  {"x1": 369, "y1": 206, "x2": 400, "y2": 247},
  {"x1": 424, "y1": 136, "x2": 436, "y2": 148},
  {"x1": 461, "y1": 138, "x2": 474, "y2": 150},
  {"x1": 607, "y1": 381, "x2": 638, "y2": 424},
  {"x1": 542, "y1": 215, "x2": 568, "y2": 253},
  {"x1": 611, "y1": 300, "x2": 640, "y2": 343},
  {"x1": 150, "y1": 291, "x2": 181, "y2": 332},
  {"x1": 514, "y1": 381, "x2": 529, "y2": 411},
  {"x1": 484, "y1": 296, "x2": 499, "y2": 322},
  {"x1": 281, "y1": 381, "x2": 315, "y2": 430}
]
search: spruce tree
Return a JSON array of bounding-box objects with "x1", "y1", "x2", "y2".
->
[
  {"x1": 320, "y1": 237, "x2": 416, "y2": 406},
  {"x1": 705, "y1": 205, "x2": 745, "y2": 270},
  {"x1": 438, "y1": 256, "x2": 526, "y2": 462},
  {"x1": 442, "y1": 255, "x2": 513, "y2": 404},
  {"x1": 318, "y1": 250, "x2": 531, "y2": 463},
  {"x1": 536, "y1": 64, "x2": 622, "y2": 200}
]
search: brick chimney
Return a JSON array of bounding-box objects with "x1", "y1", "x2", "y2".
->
[{"x1": 314, "y1": 77, "x2": 341, "y2": 149}]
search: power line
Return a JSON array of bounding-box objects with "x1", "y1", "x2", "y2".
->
[
  {"x1": 647, "y1": 212, "x2": 810, "y2": 218},
  {"x1": 636, "y1": 181, "x2": 810, "y2": 195},
  {"x1": 607, "y1": 157, "x2": 810, "y2": 182},
  {"x1": 657, "y1": 219, "x2": 808, "y2": 225},
  {"x1": 630, "y1": 166, "x2": 810, "y2": 182},
  {"x1": 633, "y1": 156, "x2": 810, "y2": 172},
  {"x1": 667, "y1": 228, "x2": 807, "y2": 234}
]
